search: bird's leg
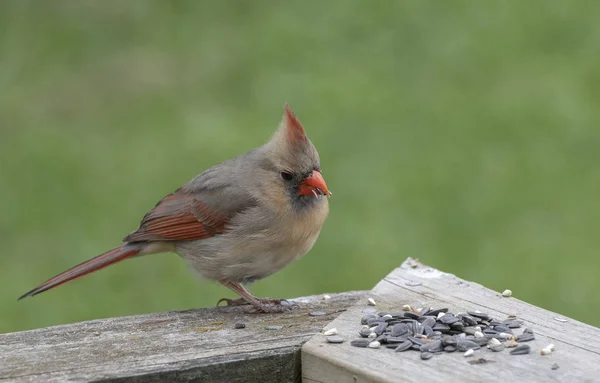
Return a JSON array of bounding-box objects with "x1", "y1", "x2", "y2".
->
[{"x1": 216, "y1": 281, "x2": 293, "y2": 312}]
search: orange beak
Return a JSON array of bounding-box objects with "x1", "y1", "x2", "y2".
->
[{"x1": 298, "y1": 170, "x2": 331, "y2": 198}]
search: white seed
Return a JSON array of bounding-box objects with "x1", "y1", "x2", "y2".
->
[
  {"x1": 382, "y1": 314, "x2": 393, "y2": 320},
  {"x1": 361, "y1": 325, "x2": 370, "y2": 330},
  {"x1": 547, "y1": 343, "x2": 556, "y2": 351},
  {"x1": 437, "y1": 312, "x2": 446, "y2": 320},
  {"x1": 487, "y1": 338, "x2": 501, "y2": 347},
  {"x1": 368, "y1": 341, "x2": 381, "y2": 349},
  {"x1": 474, "y1": 331, "x2": 484, "y2": 338},
  {"x1": 541, "y1": 347, "x2": 552, "y2": 355},
  {"x1": 554, "y1": 317, "x2": 568, "y2": 323},
  {"x1": 498, "y1": 332, "x2": 512, "y2": 339},
  {"x1": 368, "y1": 332, "x2": 377, "y2": 338},
  {"x1": 502, "y1": 289, "x2": 512, "y2": 297},
  {"x1": 323, "y1": 328, "x2": 338, "y2": 336},
  {"x1": 416, "y1": 307, "x2": 423, "y2": 313},
  {"x1": 402, "y1": 304, "x2": 412, "y2": 311},
  {"x1": 475, "y1": 326, "x2": 482, "y2": 332},
  {"x1": 464, "y1": 349, "x2": 474, "y2": 357},
  {"x1": 322, "y1": 294, "x2": 331, "y2": 300},
  {"x1": 367, "y1": 298, "x2": 377, "y2": 306}
]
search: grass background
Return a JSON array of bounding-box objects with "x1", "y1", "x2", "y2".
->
[{"x1": 1, "y1": 1, "x2": 599, "y2": 333}]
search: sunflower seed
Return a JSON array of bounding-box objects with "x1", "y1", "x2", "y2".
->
[
  {"x1": 433, "y1": 323, "x2": 451, "y2": 333},
  {"x1": 467, "y1": 311, "x2": 490, "y2": 321},
  {"x1": 420, "y1": 352, "x2": 434, "y2": 360},
  {"x1": 517, "y1": 333, "x2": 535, "y2": 342},
  {"x1": 408, "y1": 336, "x2": 426, "y2": 346},
  {"x1": 391, "y1": 323, "x2": 409, "y2": 336},
  {"x1": 510, "y1": 344, "x2": 531, "y2": 355},
  {"x1": 361, "y1": 314, "x2": 378, "y2": 325},
  {"x1": 457, "y1": 340, "x2": 480, "y2": 352},
  {"x1": 504, "y1": 320, "x2": 523, "y2": 329},
  {"x1": 423, "y1": 325, "x2": 434, "y2": 338},
  {"x1": 461, "y1": 315, "x2": 478, "y2": 326},
  {"x1": 427, "y1": 308, "x2": 449, "y2": 317},
  {"x1": 489, "y1": 344, "x2": 505, "y2": 352},
  {"x1": 439, "y1": 314, "x2": 460, "y2": 325},
  {"x1": 326, "y1": 336, "x2": 344, "y2": 344},
  {"x1": 351, "y1": 339, "x2": 370, "y2": 347},
  {"x1": 421, "y1": 317, "x2": 437, "y2": 328},
  {"x1": 394, "y1": 340, "x2": 413, "y2": 352},
  {"x1": 374, "y1": 322, "x2": 388, "y2": 335},
  {"x1": 444, "y1": 345, "x2": 457, "y2": 352},
  {"x1": 234, "y1": 322, "x2": 246, "y2": 329},
  {"x1": 385, "y1": 336, "x2": 408, "y2": 344},
  {"x1": 359, "y1": 328, "x2": 372, "y2": 338}
]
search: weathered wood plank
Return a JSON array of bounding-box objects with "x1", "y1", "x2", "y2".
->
[
  {"x1": 302, "y1": 258, "x2": 600, "y2": 383},
  {"x1": 0, "y1": 291, "x2": 365, "y2": 382}
]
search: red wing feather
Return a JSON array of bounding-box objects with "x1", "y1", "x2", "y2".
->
[{"x1": 124, "y1": 192, "x2": 229, "y2": 242}]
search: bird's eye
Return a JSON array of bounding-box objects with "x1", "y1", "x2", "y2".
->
[{"x1": 280, "y1": 172, "x2": 293, "y2": 181}]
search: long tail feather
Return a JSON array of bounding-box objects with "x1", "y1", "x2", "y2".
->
[{"x1": 18, "y1": 246, "x2": 140, "y2": 300}]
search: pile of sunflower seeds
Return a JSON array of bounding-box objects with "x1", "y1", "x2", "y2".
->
[{"x1": 349, "y1": 307, "x2": 537, "y2": 359}]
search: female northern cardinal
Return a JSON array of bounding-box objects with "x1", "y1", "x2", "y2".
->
[{"x1": 19, "y1": 104, "x2": 331, "y2": 312}]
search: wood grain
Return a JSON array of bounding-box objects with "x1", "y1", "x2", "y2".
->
[
  {"x1": 0, "y1": 291, "x2": 365, "y2": 383},
  {"x1": 302, "y1": 258, "x2": 600, "y2": 383}
]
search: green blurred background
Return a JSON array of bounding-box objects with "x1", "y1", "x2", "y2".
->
[{"x1": 1, "y1": 1, "x2": 599, "y2": 333}]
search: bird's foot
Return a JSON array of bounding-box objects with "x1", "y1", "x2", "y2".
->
[
  {"x1": 216, "y1": 296, "x2": 298, "y2": 312},
  {"x1": 216, "y1": 297, "x2": 249, "y2": 307}
]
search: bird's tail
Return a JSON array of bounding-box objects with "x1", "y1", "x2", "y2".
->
[{"x1": 18, "y1": 245, "x2": 141, "y2": 300}]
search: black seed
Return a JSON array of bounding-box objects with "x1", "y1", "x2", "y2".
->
[
  {"x1": 461, "y1": 315, "x2": 478, "y2": 326},
  {"x1": 428, "y1": 340, "x2": 444, "y2": 353},
  {"x1": 464, "y1": 327, "x2": 479, "y2": 335},
  {"x1": 265, "y1": 325, "x2": 283, "y2": 330},
  {"x1": 439, "y1": 314, "x2": 460, "y2": 325},
  {"x1": 451, "y1": 322, "x2": 465, "y2": 331},
  {"x1": 468, "y1": 311, "x2": 490, "y2": 320},
  {"x1": 421, "y1": 317, "x2": 437, "y2": 328},
  {"x1": 326, "y1": 336, "x2": 344, "y2": 344},
  {"x1": 423, "y1": 325, "x2": 434, "y2": 338},
  {"x1": 404, "y1": 312, "x2": 420, "y2": 320},
  {"x1": 234, "y1": 322, "x2": 246, "y2": 329},
  {"x1": 419, "y1": 343, "x2": 430, "y2": 352},
  {"x1": 427, "y1": 308, "x2": 449, "y2": 317},
  {"x1": 367, "y1": 318, "x2": 384, "y2": 326},
  {"x1": 493, "y1": 325, "x2": 512, "y2": 333},
  {"x1": 361, "y1": 314, "x2": 378, "y2": 325},
  {"x1": 351, "y1": 339, "x2": 371, "y2": 348},
  {"x1": 504, "y1": 320, "x2": 523, "y2": 329},
  {"x1": 483, "y1": 328, "x2": 499, "y2": 335},
  {"x1": 444, "y1": 345, "x2": 457, "y2": 352},
  {"x1": 411, "y1": 344, "x2": 422, "y2": 351},
  {"x1": 510, "y1": 344, "x2": 531, "y2": 355},
  {"x1": 433, "y1": 323, "x2": 451, "y2": 333},
  {"x1": 394, "y1": 340, "x2": 413, "y2": 352},
  {"x1": 457, "y1": 340, "x2": 481, "y2": 352},
  {"x1": 413, "y1": 322, "x2": 423, "y2": 335},
  {"x1": 490, "y1": 344, "x2": 505, "y2": 352},
  {"x1": 517, "y1": 333, "x2": 535, "y2": 342},
  {"x1": 374, "y1": 322, "x2": 388, "y2": 335},
  {"x1": 442, "y1": 335, "x2": 457, "y2": 346},
  {"x1": 359, "y1": 329, "x2": 373, "y2": 338},
  {"x1": 310, "y1": 311, "x2": 326, "y2": 317},
  {"x1": 408, "y1": 336, "x2": 426, "y2": 346},
  {"x1": 420, "y1": 352, "x2": 434, "y2": 360},
  {"x1": 391, "y1": 323, "x2": 409, "y2": 337},
  {"x1": 472, "y1": 337, "x2": 489, "y2": 346},
  {"x1": 378, "y1": 312, "x2": 391, "y2": 317},
  {"x1": 385, "y1": 336, "x2": 408, "y2": 344}
]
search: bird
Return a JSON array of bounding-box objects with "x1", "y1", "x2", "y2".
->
[{"x1": 18, "y1": 104, "x2": 331, "y2": 313}]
